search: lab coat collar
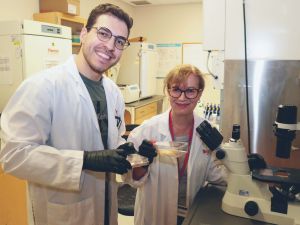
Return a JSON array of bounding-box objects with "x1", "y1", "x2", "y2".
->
[
  {"x1": 64, "y1": 55, "x2": 100, "y2": 132},
  {"x1": 156, "y1": 109, "x2": 172, "y2": 139},
  {"x1": 157, "y1": 109, "x2": 204, "y2": 139},
  {"x1": 65, "y1": 55, "x2": 90, "y2": 100}
]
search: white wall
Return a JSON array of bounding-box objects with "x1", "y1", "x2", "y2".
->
[
  {"x1": 80, "y1": 2, "x2": 203, "y2": 43},
  {"x1": 0, "y1": 0, "x2": 39, "y2": 20},
  {"x1": 133, "y1": 3, "x2": 202, "y2": 43}
]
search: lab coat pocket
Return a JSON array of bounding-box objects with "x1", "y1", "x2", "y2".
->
[{"x1": 47, "y1": 197, "x2": 95, "y2": 225}]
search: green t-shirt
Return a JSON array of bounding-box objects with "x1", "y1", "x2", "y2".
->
[{"x1": 80, "y1": 73, "x2": 108, "y2": 149}]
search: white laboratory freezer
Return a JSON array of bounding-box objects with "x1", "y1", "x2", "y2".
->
[
  {"x1": 0, "y1": 20, "x2": 72, "y2": 112},
  {"x1": 117, "y1": 42, "x2": 158, "y2": 99}
]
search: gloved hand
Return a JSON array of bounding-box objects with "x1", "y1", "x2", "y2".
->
[
  {"x1": 138, "y1": 140, "x2": 157, "y2": 164},
  {"x1": 83, "y1": 149, "x2": 132, "y2": 174},
  {"x1": 117, "y1": 142, "x2": 137, "y2": 156}
]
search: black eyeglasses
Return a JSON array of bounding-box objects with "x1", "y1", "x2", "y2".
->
[
  {"x1": 168, "y1": 87, "x2": 202, "y2": 99},
  {"x1": 89, "y1": 27, "x2": 130, "y2": 50}
]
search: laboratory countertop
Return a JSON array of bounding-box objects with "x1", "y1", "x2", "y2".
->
[
  {"x1": 183, "y1": 184, "x2": 274, "y2": 225},
  {"x1": 125, "y1": 95, "x2": 164, "y2": 108}
]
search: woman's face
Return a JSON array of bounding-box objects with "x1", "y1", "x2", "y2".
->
[{"x1": 168, "y1": 74, "x2": 202, "y2": 117}]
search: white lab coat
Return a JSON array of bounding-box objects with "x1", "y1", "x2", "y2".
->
[
  {"x1": 126, "y1": 110, "x2": 226, "y2": 225},
  {"x1": 0, "y1": 56, "x2": 126, "y2": 225}
]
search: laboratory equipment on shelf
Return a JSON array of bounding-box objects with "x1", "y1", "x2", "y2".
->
[
  {"x1": 196, "y1": 106, "x2": 300, "y2": 225},
  {"x1": 118, "y1": 84, "x2": 140, "y2": 103}
]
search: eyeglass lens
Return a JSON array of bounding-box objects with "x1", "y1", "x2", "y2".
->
[
  {"x1": 169, "y1": 87, "x2": 200, "y2": 99},
  {"x1": 96, "y1": 27, "x2": 129, "y2": 50}
]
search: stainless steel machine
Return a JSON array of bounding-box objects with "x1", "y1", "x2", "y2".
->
[{"x1": 220, "y1": 0, "x2": 300, "y2": 168}]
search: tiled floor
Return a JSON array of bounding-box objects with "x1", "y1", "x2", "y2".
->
[
  {"x1": 117, "y1": 174, "x2": 134, "y2": 225},
  {"x1": 118, "y1": 213, "x2": 134, "y2": 225}
]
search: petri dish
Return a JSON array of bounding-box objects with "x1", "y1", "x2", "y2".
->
[
  {"x1": 126, "y1": 153, "x2": 149, "y2": 168},
  {"x1": 154, "y1": 141, "x2": 188, "y2": 158}
]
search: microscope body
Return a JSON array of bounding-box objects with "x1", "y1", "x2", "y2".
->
[
  {"x1": 220, "y1": 139, "x2": 298, "y2": 225},
  {"x1": 196, "y1": 106, "x2": 300, "y2": 225}
]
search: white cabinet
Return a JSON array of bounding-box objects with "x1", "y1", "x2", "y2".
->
[{"x1": 203, "y1": 0, "x2": 226, "y2": 51}]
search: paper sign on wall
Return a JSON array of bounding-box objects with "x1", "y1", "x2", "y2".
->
[
  {"x1": 156, "y1": 43, "x2": 182, "y2": 78},
  {"x1": 0, "y1": 56, "x2": 13, "y2": 84}
]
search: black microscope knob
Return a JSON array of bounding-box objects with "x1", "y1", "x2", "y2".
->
[
  {"x1": 216, "y1": 149, "x2": 225, "y2": 160},
  {"x1": 244, "y1": 201, "x2": 259, "y2": 216}
]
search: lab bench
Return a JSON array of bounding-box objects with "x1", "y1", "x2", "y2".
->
[
  {"x1": 183, "y1": 184, "x2": 274, "y2": 225},
  {"x1": 124, "y1": 95, "x2": 165, "y2": 125}
]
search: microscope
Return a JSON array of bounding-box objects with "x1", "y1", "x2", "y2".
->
[{"x1": 196, "y1": 105, "x2": 300, "y2": 225}]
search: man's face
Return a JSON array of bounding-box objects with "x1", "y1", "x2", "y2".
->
[{"x1": 80, "y1": 14, "x2": 129, "y2": 75}]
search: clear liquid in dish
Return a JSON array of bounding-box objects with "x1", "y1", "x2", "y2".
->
[
  {"x1": 126, "y1": 153, "x2": 149, "y2": 168},
  {"x1": 154, "y1": 141, "x2": 188, "y2": 158}
]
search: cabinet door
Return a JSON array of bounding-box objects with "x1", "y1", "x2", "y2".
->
[
  {"x1": 0, "y1": 168, "x2": 27, "y2": 225},
  {"x1": 135, "y1": 102, "x2": 157, "y2": 124},
  {"x1": 22, "y1": 35, "x2": 72, "y2": 78}
]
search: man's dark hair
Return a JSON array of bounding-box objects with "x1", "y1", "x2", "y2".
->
[{"x1": 86, "y1": 3, "x2": 133, "y2": 35}]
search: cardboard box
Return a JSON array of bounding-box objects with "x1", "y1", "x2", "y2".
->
[{"x1": 39, "y1": 0, "x2": 80, "y2": 16}]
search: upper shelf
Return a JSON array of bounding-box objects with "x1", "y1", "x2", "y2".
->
[{"x1": 33, "y1": 12, "x2": 86, "y2": 34}]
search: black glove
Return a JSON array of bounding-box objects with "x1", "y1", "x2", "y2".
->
[
  {"x1": 117, "y1": 142, "x2": 137, "y2": 156},
  {"x1": 83, "y1": 149, "x2": 132, "y2": 174},
  {"x1": 138, "y1": 140, "x2": 157, "y2": 164}
]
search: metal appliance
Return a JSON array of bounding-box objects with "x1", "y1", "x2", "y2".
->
[
  {"x1": 218, "y1": 0, "x2": 300, "y2": 168},
  {"x1": 0, "y1": 20, "x2": 72, "y2": 112},
  {"x1": 117, "y1": 42, "x2": 158, "y2": 99}
]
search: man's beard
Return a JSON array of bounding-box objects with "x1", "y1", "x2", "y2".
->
[{"x1": 83, "y1": 49, "x2": 118, "y2": 75}]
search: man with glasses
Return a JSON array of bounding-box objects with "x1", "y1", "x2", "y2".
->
[
  {"x1": 0, "y1": 3, "x2": 156, "y2": 225},
  {"x1": 125, "y1": 64, "x2": 227, "y2": 225}
]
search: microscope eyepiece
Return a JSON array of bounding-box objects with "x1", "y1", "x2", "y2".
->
[
  {"x1": 196, "y1": 120, "x2": 223, "y2": 150},
  {"x1": 231, "y1": 124, "x2": 240, "y2": 141},
  {"x1": 274, "y1": 105, "x2": 297, "y2": 158},
  {"x1": 276, "y1": 105, "x2": 297, "y2": 124}
]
